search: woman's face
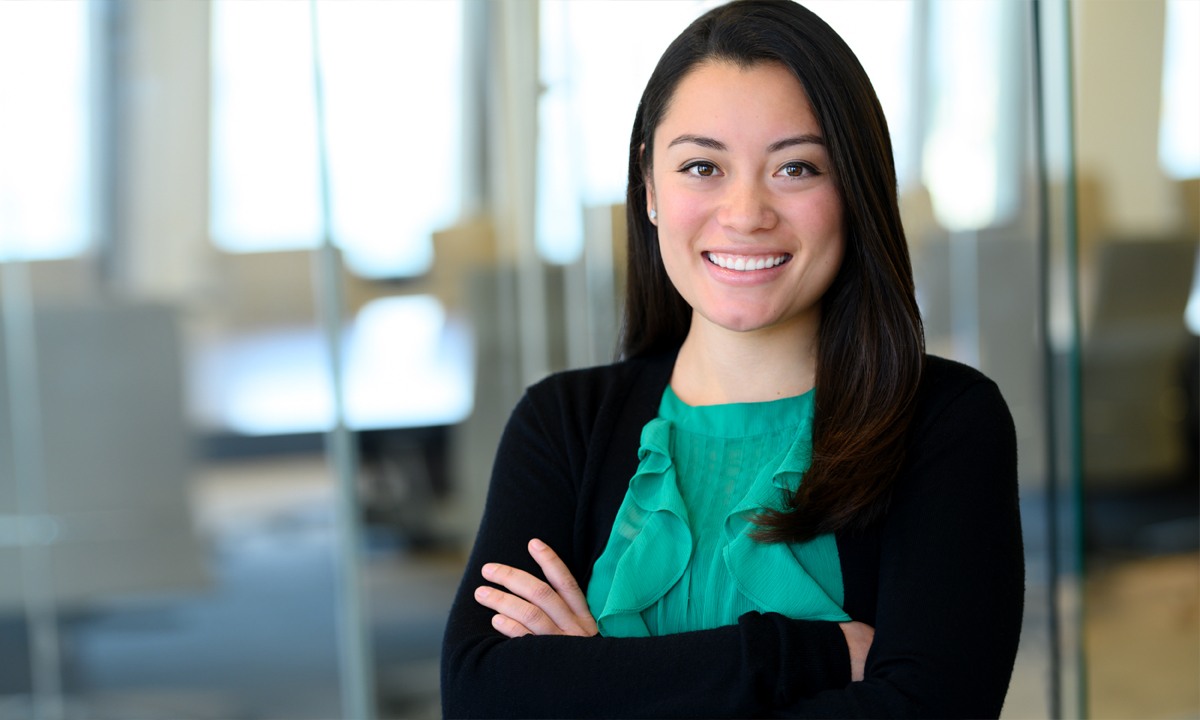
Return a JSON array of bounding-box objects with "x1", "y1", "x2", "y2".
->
[{"x1": 647, "y1": 61, "x2": 844, "y2": 337}]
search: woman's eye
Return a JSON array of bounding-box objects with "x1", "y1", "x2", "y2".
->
[
  {"x1": 779, "y1": 162, "x2": 816, "y2": 178},
  {"x1": 685, "y1": 163, "x2": 717, "y2": 177}
]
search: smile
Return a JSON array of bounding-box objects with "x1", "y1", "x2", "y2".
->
[{"x1": 704, "y1": 252, "x2": 792, "y2": 271}]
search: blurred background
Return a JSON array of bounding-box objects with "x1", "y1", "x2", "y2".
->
[{"x1": 0, "y1": 1, "x2": 1195, "y2": 718}]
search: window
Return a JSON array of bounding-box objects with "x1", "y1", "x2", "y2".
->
[
  {"x1": 1159, "y1": 0, "x2": 1200, "y2": 180},
  {"x1": 210, "y1": 1, "x2": 463, "y2": 278},
  {"x1": 0, "y1": 1, "x2": 91, "y2": 261},
  {"x1": 921, "y1": 0, "x2": 1020, "y2": 231}
]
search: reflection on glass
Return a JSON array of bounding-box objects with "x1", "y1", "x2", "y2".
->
[{"x1": 1075, "y1": 1, "x2": 1200, "y2": 717}]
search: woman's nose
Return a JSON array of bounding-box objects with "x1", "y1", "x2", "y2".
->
[{"x1": 716, "y1": 177, "x2": 777, "y2": 235}]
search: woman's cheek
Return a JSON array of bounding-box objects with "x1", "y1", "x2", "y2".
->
[
  {"x1": 664, "y1": 196, "x2": 713, "y2": 237},
  {"x1": 657, "y1": 230, "x2": 688, "y2": 288}
]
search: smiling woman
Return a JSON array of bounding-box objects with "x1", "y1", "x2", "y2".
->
[{"x1": 442, "y1": 2, "x2": 1023, "y2": 717}]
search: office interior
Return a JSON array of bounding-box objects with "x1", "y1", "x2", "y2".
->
[{"x1": 0, "y1": 1, "x2": 1196, "y2": 718}]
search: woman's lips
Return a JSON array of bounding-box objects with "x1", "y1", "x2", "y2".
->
[{"x1": 704, "y1": 251, "x2": 792, "y2": 271}]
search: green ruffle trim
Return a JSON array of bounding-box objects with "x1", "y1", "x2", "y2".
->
[{"x1": 587, "y1": 401, "x2": 850, "y2": 638}]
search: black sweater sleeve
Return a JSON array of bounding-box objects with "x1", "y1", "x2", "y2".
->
[{"x1": 440, "y1": 378, "x2": 851, "y2": 719}]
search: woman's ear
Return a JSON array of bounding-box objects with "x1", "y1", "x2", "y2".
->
[{"x1": 641, "y1": 142, "x2": 658, "y2": 226}]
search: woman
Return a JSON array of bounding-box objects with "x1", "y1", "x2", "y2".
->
[{"x1": 441, "y1": 1, "x2": 1023, "y2": 717}]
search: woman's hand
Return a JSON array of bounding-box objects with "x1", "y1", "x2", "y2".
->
[
  {"x1": 474, "y1": 538, "x2": 599, "y2": 638},
  {"x1": 838, "y1": 621, "x2": 874, "y2": 682}
]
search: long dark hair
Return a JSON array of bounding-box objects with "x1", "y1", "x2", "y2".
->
[{"x1": 621, "y1": 0, "x2": 925, "y2": 542}]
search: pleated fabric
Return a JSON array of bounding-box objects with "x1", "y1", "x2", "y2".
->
[{"x1": 587, "y1": 387, "x2": 850, "y2": 637}]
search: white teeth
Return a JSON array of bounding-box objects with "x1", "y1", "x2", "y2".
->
[{"x1": 706, "y1": 252, "x2": 789, "y2": 272}]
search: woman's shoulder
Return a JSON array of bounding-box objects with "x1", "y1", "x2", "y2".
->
[
  {"x1": 524, "y1": 349, "x2": 676, "y2": 410},
  {"x1": 920, "y1": 353, "x2": 997, "y2": 393},
  {"x1": 917, "y1": 355, "x2": 1009, "y2": 416},
  {"x1": 909, "y1": 354, "x2": 1016, "y2": 455},
  {"x1": 528, "y1": 354, "x2": 648, "y2": 397},
  {"x1": 517, "y1": 348, "x2": 677, "y2": 434}
]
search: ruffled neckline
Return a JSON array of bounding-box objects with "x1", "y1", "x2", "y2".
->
[
  {"x1": 658, "y1": 386, "x2": 813, "y2": 438},
  {"x1": 587, "y1": 388, "x2": 849, "y2": 638}
]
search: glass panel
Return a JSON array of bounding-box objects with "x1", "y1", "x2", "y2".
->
[
  {"x1": 1035, "y1": 1, "x2": 1085, "y2": 716},
  {"x1": 0, "y1": 1, "x2": 478, "y2": 717},
  {"x1": 1, "y1": 220, "x2": 348, "y2": 717},
  {"x1": 2, "y1": 3, "x2": 351, "y2": 717},
  {"x1": 1074, "y1": 0, "x2": 1200, "y2": 717}
]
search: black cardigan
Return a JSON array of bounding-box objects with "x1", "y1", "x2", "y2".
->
[{"x1": 441, "y1": 350, "x2": 1024, "y2": 718}]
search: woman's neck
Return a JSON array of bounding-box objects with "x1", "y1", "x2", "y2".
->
[{"x1": 669, "y1": 312, "x2": 818, "y2": 406}]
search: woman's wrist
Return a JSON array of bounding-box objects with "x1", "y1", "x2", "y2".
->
[{"x1": 838, "y1": 621, "x2": 875, "y2": 682}]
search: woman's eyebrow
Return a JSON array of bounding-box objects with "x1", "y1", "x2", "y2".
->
[
  {"x1": 667, "y1": 134, "x2": 727, "y2": 151},
  {"x1": 767, "y1": 134, "x2": 824, "y2": 152},
  {"x1": 665, "y1": 134, "x2": 825, "y2": 152}
]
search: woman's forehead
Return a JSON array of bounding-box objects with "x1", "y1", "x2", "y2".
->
[{"x1": 654, "y1": 61, "x2": 820, "y2": 153}]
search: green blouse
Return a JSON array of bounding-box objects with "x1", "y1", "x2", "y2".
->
[{"x1": 586, "y1": 387, "x2": 850, "y2": 637}]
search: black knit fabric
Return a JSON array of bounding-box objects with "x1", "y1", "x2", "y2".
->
[{"x1": 441, "y1": 350, "x2": 1024, "y2": 718}]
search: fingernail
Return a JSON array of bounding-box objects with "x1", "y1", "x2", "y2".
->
[
  {"x1": 482, "y1": 563, "x2": 497, "y2": 576},
  {"x1": 530, "y1": 538, "x2": 546, "y2": 551},
  {"x1": 475, "y1": 586, "x2": 491, "y2": 599},
  {"x1": 492, "y1": 615, "x2": 507, "y2": 628}
]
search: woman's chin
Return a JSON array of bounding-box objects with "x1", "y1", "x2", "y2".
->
[
  {"x1": 693, "y1": 303, "x2": 819, "y2": 338},
  {"x1": 698, "y1": 311, "x2": 783, "y2": 335}
]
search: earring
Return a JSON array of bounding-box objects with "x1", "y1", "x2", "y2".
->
[{"x1": 649, "y1": 209, "x2": 658, "y2": 221}]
